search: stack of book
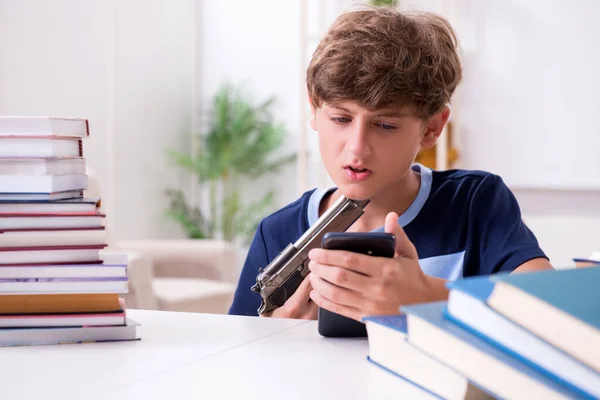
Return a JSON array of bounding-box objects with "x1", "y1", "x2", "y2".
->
[
  {"x1": 0, "y1": 116, "x2": 139, "y2": 346},
  {"x1": 364, "y1": 266, "x2": 600, "y2": 399},
  {"x1": 573, "y1": 252, "x2": 600, "y2": 268}
]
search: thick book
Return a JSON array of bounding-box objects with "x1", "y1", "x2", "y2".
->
[
  {"x1": 0, "y1": 293, "x2": 121, "y2": 314},
  {"x1": 573, "y1": 252, "x2": 600, "y2": 267},
  {"x1": 0, "y1": 311, "x2": 126, "y2": 328},
  {"x1": 0, "y1": 227, "x2": 106, "y2": 248},
  {"x1": 447, "y1": 277, "x2": 600, "y2": 399},
  {"x1": 0, "y1": 198, "x2": 99, "y2": 214},
  {"x1": 0, "y1": 190, "x2": 83, "y2": 202},
  {"x1": 0, "y1": 116, "x2": 89, "y2": 138},
  {"x1": 478, "y1": 267, "x2": 600, "y2": 373},
  {"x1": 0, "y1": 318, "x2": 140, "y2": 347},
  {"x1": 0, "y1": 277, "x2": 128, "y2": 294},
  {"x1": 0, "y1": 137, "x2": 83, "y2": 158},
  {"x1": 0, "y1": 258, "x2": 126, "y2": 279},
  {"x1": 0, "y1": 245, "x2": 107, "y2": 265},
  {"x1": 363, "y1": 314, "x2": 493, "y2": 400},
  {"x1": 0, "y1": 174, "x2": 87, "y2": 193},
  {"x1": 0, "y1": 212, "x2": 104, "y2": 230},
  {"x1": 402, "y1": 301, "x2": 584, "y2": 400},
  {"x1": 0, "y1": 157, "x2": 86, "y2": 175}
]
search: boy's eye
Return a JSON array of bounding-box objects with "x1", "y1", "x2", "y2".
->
[
  {"x1": 331, "y1": 117, "x2": 351, "y2": 124},
  {"x1": 377, "y1": 123, "x2": 397, "y2": 131}
]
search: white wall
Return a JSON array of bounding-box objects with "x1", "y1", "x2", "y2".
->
[
  {"x1": 0, "y1": 0, "x2": 196, "y2": 242},
  {"x1": 457, "y1": 0, "x2": 600, "y2": 191},
  {"x1": 449, "y1": 0, "x2": 600, "y2": 266},
  {"x1": 196, "y1": 0, "x2": 302, "y2": 211},
  {"x1": 111, "y1": 0, "x2": 196, "y2": 241}
]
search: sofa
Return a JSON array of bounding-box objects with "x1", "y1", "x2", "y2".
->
[
  {"x1": 88, "y1": 170, "x2": 239, "y2": 314},
  {"x1": 111, "y1": 240, "x2": 239, "y2": 314}
]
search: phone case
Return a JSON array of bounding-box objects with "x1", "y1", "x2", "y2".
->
[{"x1": 317, "y1": 232, "x2": 395, "y2": 338}]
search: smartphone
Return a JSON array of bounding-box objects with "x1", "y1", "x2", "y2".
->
[{"x1": 317, "y1": 232, "x2": 396, "y2": 338}]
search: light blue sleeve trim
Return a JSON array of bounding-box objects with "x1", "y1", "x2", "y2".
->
[
  {"x1": 419, "y1": 251, "x2": 465, "y2": 280},
  {"x1": 372, "y1": 163, "x2": 433, "y2": 230},
  {"x1": 398, "y1": 164, "x2": 433, "y2": 227},
  {"x1": 307, "y1": 187, "x2": 335, "y2": 227}
]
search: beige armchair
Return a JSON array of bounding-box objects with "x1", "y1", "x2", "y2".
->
[
  {"x1": 88, "y1": 169, "x2": 239, "y2": 314},
  {"x1": 113, "y1": 240, "x2": 239, "y2": 314},
  {"x1": 100, "y1": 249, "x2": 158, "y2": 310}
]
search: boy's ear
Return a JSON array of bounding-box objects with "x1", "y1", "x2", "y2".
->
[{"x1": 421, "y1": 105, "x2": 450, "y2": 149}]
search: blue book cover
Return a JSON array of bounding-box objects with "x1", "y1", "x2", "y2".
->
[
  {"x1": 363, "y1": 315, "x2": 437, "y2": 397},
  {"x1": 490, "y1": 267, "x2": 600, "y2": 331},
  {"x1": 366, "y1": 356, "x2": 442, "y2": 399},
  {"x1": 363, "y1": 314, "x2": 495, "y2": 400},
  {"x1": 446, "y1": 277, "x2": 600, "y2": 399},
  {"x1": 573, "y1": 258, "x2": 600, "y2": 265},
  {"x1": 363, "y1": 314, "x2": 408, "y2": 334},
  {"x1": 402, "y1": 301, "x2": 585, "y2": 399},
  {"x1": 446, "y1": 274, "x2": 496, "y2": 301},
  {"x1": 447, "y1": 267, "x2": 600, "y2": 331}
]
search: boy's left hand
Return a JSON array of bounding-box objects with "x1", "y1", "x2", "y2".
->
[{"x1": 307, "y1": 212, "x2": 434, "y2": 322}]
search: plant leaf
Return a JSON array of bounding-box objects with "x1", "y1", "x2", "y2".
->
[{"x1": 164, "y1": 189, "x2": 212, "y2": 239}]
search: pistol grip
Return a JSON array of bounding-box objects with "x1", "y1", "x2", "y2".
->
[{"x1": 267, "y1": 265, "x2": 309, "y2": 310}]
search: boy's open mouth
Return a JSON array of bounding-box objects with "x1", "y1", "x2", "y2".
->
[
  {"x1": 347, "y1": 166, "x2": 369, "y2": 173},
  {"x1": 344, "y1": 164, "x2": 372, "y2": 181}
]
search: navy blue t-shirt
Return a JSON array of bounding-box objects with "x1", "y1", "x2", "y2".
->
[{"x1": 229, "y1": 164, "x2": 547, "y2": 317}]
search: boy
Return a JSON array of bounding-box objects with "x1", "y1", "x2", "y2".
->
[{"x1": 228, "y1": 7, "x2": 553, "y2": 321}]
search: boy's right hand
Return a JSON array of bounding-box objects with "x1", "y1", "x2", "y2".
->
[{"x1": 260, "y1": 275, "x2": 318, "y2": 320}]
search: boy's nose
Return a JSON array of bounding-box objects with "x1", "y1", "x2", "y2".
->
[{"x1": 345, "y1": 123, "x2": 371, "y2": 157}]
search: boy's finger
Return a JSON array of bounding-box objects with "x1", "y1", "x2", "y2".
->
[
  {"x1": 384, "y1": 212, "x2": 418, "y2": 259},
  {"x1": 308, "y1": 249, "x2": 376, "y2": 276},
  {"x1": 292, "y1": 274, "x2": 313, "y2": 300}
]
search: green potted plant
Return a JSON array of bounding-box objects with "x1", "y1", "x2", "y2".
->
[
  {"x1": 369, "y1": 0, "x2": 398, "y2": 6},
  {"x1": 165, "y1": 82, "x2": 296, "y2": 245}
]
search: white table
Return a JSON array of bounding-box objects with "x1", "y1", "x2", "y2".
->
[{"x1": 1, "y1": 310, "x2": 436, "y2": 400}]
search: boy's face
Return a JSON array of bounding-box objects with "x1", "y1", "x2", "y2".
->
[{"x1": 310, "y1": 100, "x2": 448, "y2": 200}]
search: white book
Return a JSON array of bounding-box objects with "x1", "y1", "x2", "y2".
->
[
  {"x1": 403, "y1": 301, "x2": 582, "y2": 400},
  {"x1": 0, "y1": 158, "x2": 86, "y2": 175},
  {"x1": 364, "y1": 315, "x2": 493, "y2": 400},
  {"x1": 0, "y1": 214, "x2": 104, "y2": 230},
  {"x1": 0, "y1": 138, "x2": 81, "y2": 158},
  {"x1": 0, "y1": 191, "x2": 82, "y2": 201},
  {"x1": 0, "y1": 279, "x2": 128, "y2": 294},
  {"x1": 0, "y1": 318, "x2": 140, "y2": 347},
  {"x1": 0, "y1": 116, "x2": 89, "y2": 138},
  {"x1": 0, "y1": 174, "x2": 87, "y2": 193},
  {"x1": 0, "y1": 264, "x2": 126, "y2": 279},
  {"x1": 0, "y1": 246, "x2": 105, "y2": 265},
  {"x1": 0, "y1": 228, "x2": 105, "y2": 247},
  {"x1": 0, "y1": 312, "x2": 125, "y2": 328},
  {"x1": 0, "y1": 198, "x2": 98, "y2": 214},
  {"x1": 447, "y1": 288, "x2": 600, "y2": 399}
]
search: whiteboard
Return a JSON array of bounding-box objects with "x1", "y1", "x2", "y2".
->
[{"x1": 457, "y1": 0, "x2": 600, "y2": 190}]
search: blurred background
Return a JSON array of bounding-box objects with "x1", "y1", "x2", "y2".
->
[{"x1": 0, "y1": 0, "x2": 598, "y2": 313}]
